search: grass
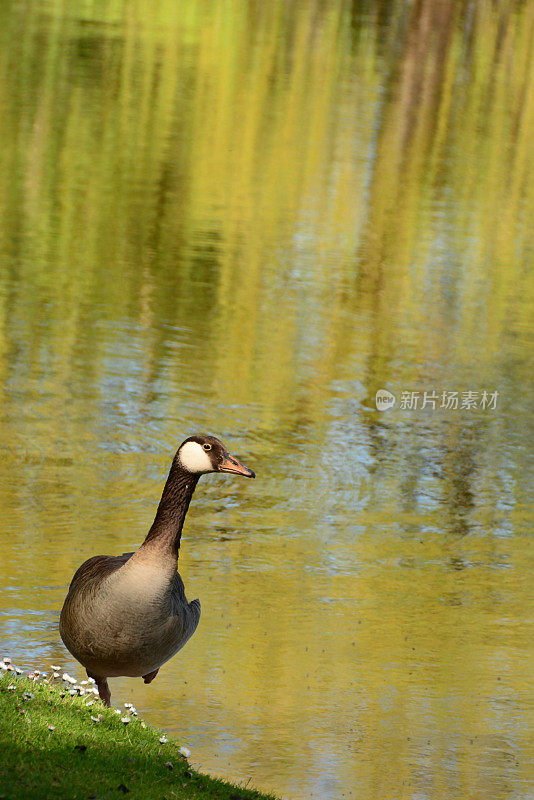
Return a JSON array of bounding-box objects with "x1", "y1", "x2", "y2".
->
[{"x1": 0, "y1": 670, "x2": 279, "y2": 800}]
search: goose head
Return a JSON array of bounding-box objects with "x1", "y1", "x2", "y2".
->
[{"x1": 177, "y1": 435, "x2": 255, "y2": 478}]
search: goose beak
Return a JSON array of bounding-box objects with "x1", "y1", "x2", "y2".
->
[{"x1": 219, "y1": 453, "x2": 255, "y2": 478}]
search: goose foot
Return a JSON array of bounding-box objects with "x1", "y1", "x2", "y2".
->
[
  {"x1": 87, "y1": 671, "x2": 111, "y2": 707},
  {"x1": 142, "y1": 669, "x2": 159, "y2": 684}
]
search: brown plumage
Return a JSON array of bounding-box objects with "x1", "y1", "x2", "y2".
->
[{"x1": 59, "y1": 435, "x2": 255, "y2": 706}]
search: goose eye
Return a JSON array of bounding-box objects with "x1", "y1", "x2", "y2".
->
[{"x1": 203, "y1": 443, "x2": 212, "y2": 451}]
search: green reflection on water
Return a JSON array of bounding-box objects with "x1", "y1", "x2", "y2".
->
[{"x1": 0, "y1": 1, "x2": 532, "y2": 798}]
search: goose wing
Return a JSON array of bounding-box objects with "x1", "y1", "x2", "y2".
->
[
  {"x1": 67, "y1": 552, "x2": 134, "y2": 594},
  {"x1": 170, "y1": 571, "x2": 201, "y2": 640}
]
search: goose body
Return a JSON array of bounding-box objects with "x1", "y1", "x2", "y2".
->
[{"x1": 59, "y1": 435, "x2": 254, "y2": 705}]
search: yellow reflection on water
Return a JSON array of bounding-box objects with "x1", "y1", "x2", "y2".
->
[{"x1": 0, "y1": 1, "x2": 532, "y2": 798}]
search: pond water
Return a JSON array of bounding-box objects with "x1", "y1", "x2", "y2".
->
[{"x1": 0, "y1": 1, "x2": 533, "y2": 798}]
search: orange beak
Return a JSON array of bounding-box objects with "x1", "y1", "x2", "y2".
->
[{"x1": 218, "y1": 453, "x2": 255, "y2": 478}]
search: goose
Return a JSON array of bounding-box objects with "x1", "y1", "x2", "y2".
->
[{"x1": 59, "y1": 435, "x2": 255, "y2": 707}]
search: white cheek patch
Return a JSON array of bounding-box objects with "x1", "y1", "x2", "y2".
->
[{"x1": 178, "y1": 441, "x2": 214, "y2": 473}]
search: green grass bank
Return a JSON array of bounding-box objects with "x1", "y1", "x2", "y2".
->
[{"x1": 0, "y1": 670, "x2": 279, "y2": 800}]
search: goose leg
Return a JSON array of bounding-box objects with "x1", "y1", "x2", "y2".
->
[
  {"x1": 142, "y1": 668, "x2": 159, "y2": 684},
  {"x1": 87, "y1": 671, "x2": 111, "y2": 707},
  {"x1": 96, "y1": 678, "x2": 111, "y2": 706}
]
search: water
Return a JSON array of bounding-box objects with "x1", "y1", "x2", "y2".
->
[{"x1": 0, "y1": 1, "x2": 533, "y2": 798}]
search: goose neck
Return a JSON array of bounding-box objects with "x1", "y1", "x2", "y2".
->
[{"x1": 142, "y1": 461, "x2": 199, "y2": 556}]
